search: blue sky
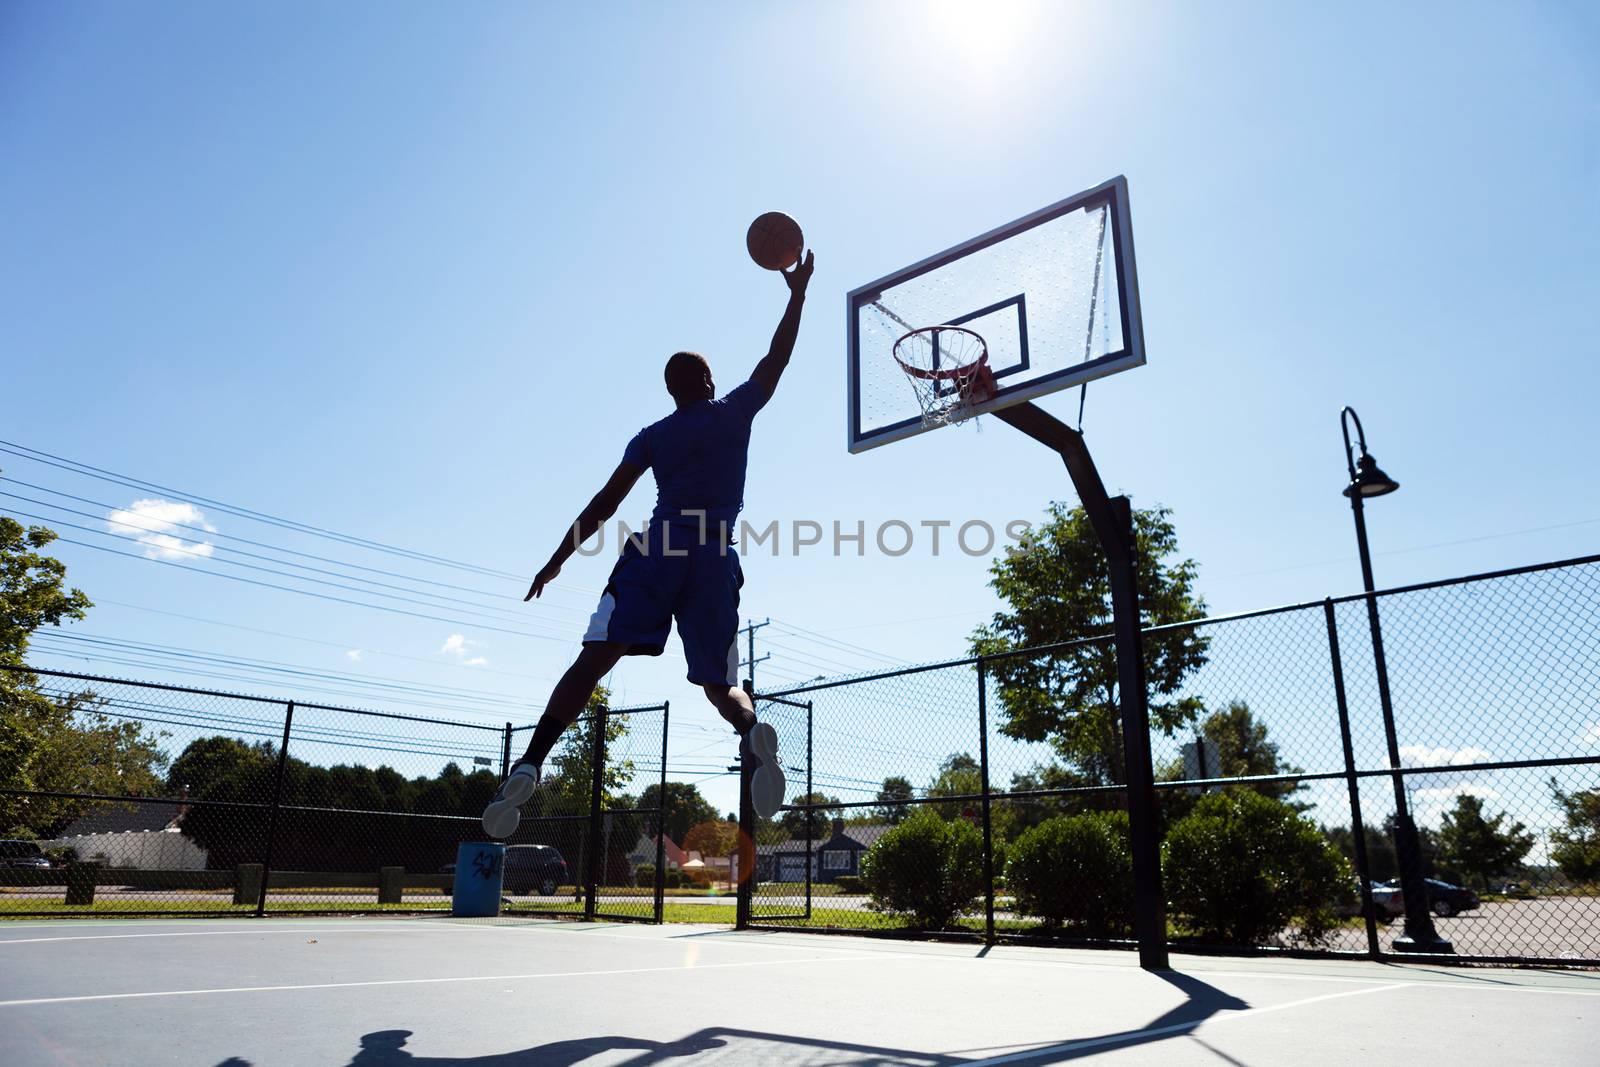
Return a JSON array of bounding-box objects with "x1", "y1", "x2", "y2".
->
[{"x1": 2, "y1": 2, "x2": 1596, "y2": 821}]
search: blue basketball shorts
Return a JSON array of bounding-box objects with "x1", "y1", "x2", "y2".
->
[{"x1": 582, "y1": 528, "x2": 744, "y2": 686}]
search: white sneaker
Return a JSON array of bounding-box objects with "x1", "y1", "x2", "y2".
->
[
  {"x1": 482, "y1": 762, "x2": 542, "y2": 839},
  {"x1": 742, "y1": 723, "x2": 786, "y2": 819}
]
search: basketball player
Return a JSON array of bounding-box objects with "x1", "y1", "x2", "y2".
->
[{"x1": 482, "y1": 249, "x2": 815, "y2": 839}]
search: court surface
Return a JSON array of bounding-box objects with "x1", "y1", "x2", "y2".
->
[{"x1": 2, "y1": 918, "x2": 1594, "y2": 1065}]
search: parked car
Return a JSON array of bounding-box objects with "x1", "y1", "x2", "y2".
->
[
  {"x1": 0, "y1": 840, "x2": 52, "y2": 870},
  {"x1": 1374, "y1": 878, "x2": 1481, "y2": 918},
  {"x1": 1339, "y1": 880, "x2": 1405, "y2": 921},
  {"x1": 1423, "y1": 878, "x2": 1479, "y2": 917},
  {"x1": 442, "y1": 844, "x2": 567, "y2": 897}
]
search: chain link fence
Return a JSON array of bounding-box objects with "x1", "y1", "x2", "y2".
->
[
  {"x1": 0, "y1": 665, "x2": 668, "y2": 920},
  {"x1": 748, "y1": 554, "x2": 1600, "y2": 965}
]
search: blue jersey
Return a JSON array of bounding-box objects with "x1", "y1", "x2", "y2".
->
[{"x1": 622, "y1": 378, "x2": 769, "y2": 531}]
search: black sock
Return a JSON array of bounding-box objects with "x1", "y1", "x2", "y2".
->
[{"x1": 520, "y1": 711, "x2": 569, "y2": 771}]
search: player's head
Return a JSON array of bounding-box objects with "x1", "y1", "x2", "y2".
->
[{"x1": 664, "y1": 351, "x2": 714, "y2": 405}]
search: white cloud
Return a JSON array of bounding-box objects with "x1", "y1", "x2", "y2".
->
[
  {"x1": 1580, "y1": 724, "x2": 1600, "y2": 745},
  {"x1": 1398, "y1": 744, "x2": 1494, "y2": 769},
  {"x1": 439, "y1": 635, "x2": 488, "y2": 665},
  {"x1": 106, "y1": 498, "x2": 216, "y2": 561},
  {"x1": 345, "y1": 650, "x2": 363, "y2": 662}
]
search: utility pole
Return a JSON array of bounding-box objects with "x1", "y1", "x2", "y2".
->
[{"x1": 739, "y1": 617, "x2": 771, "y2": 693}]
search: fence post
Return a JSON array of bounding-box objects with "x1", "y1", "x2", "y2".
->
[
  {"x1": 736, "y1": 685, "x2": 755, "y2": 929},
  {"x1": 978, "y1": 658, "x2": 996, "y2": 945},
  {"x1": 257, "y1": 701, "x2": 294, "y2": 917},
  {"x1": 501, "y1": 723, "x2": 513, "y2": 779},
  {"x1": 584, "y1": 707, "x2": 606, "y2": 921},
  {"x1": 654, "y1": 702, "x2": 669, "y2": 924},
  {"x1": 804, "y1": 700, "x2": 814, "y2": 921},
  {"x1": 1325, "y1": 600, "x2": 1381, "y2": 958}
]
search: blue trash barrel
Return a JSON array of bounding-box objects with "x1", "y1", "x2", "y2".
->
[{"x1": 451, "y1": 841, "x2": 506, "y2": 917}]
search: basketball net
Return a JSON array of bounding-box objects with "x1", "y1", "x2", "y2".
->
[{"x1": 892, "y1": 325, "x2": 997, "y2": 430}]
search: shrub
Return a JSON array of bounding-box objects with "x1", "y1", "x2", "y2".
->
[
  {"x1": 832, "y1": 874, "x2": 865, "y2": 894},
  {"x1": 1163, "y1": 790, "x2": 1351, "y2": 945},
  {"x1": 633, "y1": 863, "x2": 656, "y2": 889},
  {"x1": 1006, "y1": 812, "x2": 1132, "y2": 936},
  {"x1": 859, "y1": 807, "x2": 985, "y2": 929}
]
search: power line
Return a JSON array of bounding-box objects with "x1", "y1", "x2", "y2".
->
[
  {"x1": 0, "y1": 440, "x2": 526, "y2": 581},
  {"x1": 0, "y1": 489, "x2": 576, "y2": 625},
  {"x1": 31, "y1": 531, "x2": 572, "y2": 642},
  {"x1": 89, "y1": 597, "x2": 565, "y2": 686},
  {"x1": 0, "y1": 477, "x2": 536, "y2": 604},
  {"x1": 2, "y1": 506, "x2": 563, "y2": 633},
  {"x1": 35, "y1": 632, "x2": 548, "y2": 711}
]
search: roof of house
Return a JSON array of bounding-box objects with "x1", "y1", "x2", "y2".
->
[
  {"x1": 57, "y1": 802, "x2": 183, "y2": 837},
  {"x1": 757, "y1": 823, "x2": 894, "y2": 856}
]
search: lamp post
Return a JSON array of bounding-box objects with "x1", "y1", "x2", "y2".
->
[{"x1": 1340, "y1": 406, "x2": 1451, "y2": 953}]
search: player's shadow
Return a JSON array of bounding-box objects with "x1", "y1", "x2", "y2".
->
[
  {"x1": 336, "y1": 1027, "x2": 959, "y2": 1066},
  {"x1": 212, "y1": 971, "x2": 1250, "y2": 1066}
]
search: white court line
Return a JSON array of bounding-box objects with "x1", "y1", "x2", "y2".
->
[
  {"x1": 0, "y1": 951, "x2": 906, "y2": 1008},
  {"x1": 0, "y1": 924, "x2": 520, "y2": 946},
  {"x1": 8, "y1": 921, "x2": 1596, "y2": 997},
  {"x1": 959, "y1": 983, "x2": 1410, "y2": 1065}
]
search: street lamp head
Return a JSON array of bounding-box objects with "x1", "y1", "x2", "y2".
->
[{"x1": 1344, "y1": 451, "x2": 1400, "y2": 499}]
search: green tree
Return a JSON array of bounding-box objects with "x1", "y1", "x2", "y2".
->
[
  {"x1": 873, "y1": 775, "x2": 915, "y2": 824},
  {"x1": 637, "y1": 780, "x2": 719, "y2": 843},
  {"x1": 778, "y1": 791, "x2": 840, "y2": 840},
  {"x1": 167, "y1": 736, "x2": 276, "y2": 796},
  {"x1": 1436, "y1": 794, "x2": 1533, "y2": 890},
  {"x1": 1157, "y1": 702, "x2": 1308, "y2": 822},
  {"x1": 1, "y1": 515, "x2": 166, "y2": 836},
  {"x1": 545, "y1": 688, "x2": 634, "y2": 814},
  {"x1": 971, "y1": 503, "x2": 1209, "y2": 785},
  {"x1": 1549, "y1": 778, "x2": 1600, "y2": 883},
  {"x1": 927, "y1": 753, "x2": 981, "y2": 821}
]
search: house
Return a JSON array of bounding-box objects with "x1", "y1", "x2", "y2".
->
[
  {"x1": 623, "y1": 833, "x2": 689, "y2": 871},
  {"x1": 757, "y1": 819, "x2": 893, "y2": 884},
  {"x1": 40, "y1": 797, "x2": 207, "y2": 870}
]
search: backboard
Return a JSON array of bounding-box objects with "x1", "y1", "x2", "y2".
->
[{"x1": 846, "y1": 175, "x2": 1145, "y2": 453}]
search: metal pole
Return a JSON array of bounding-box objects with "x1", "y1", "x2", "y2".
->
[
  {"x1": 584, "y1": 707, "x2": 606, "y2": 921},
  {"x1": 257, "y1": 701, "x2": 294, "y2": 918},
  {"x1": 1349, "y1": 494, "x2": 1450, "y2": 952},
  {"x1": 736, "y1": 683, "x2": 755, "y2": 929},
  {"x1": 655, "y1": 702, "x2": 669, "y2": 924},
  {"x1": 1325, "y1": 599, "x2": 1381, "y2": 958},
  {"x1": 501, "y1": 722, "x2": 512, "y2": 779},
  {"x1": 991, "y1": 402, "x2": 1167, "y2": 970},
  {"x1": 978, "y1": 657, "x2": 996, "y2": 945},
  {"x1": 1107, "y1": 495, "x2": 1168, "y2": 970},
  {"x1": 804, "y1": 700, "x2": 813, "y2": 921}
]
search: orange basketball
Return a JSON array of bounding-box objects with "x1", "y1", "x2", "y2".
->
[{"x1": 746, "y1": 211, "x2": 804, "y2": 271}]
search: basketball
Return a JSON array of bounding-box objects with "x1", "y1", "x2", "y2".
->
[{"x1": 746, "y1": 211, "x2": 804, "y2": 271}]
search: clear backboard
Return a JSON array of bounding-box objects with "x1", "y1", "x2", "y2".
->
[{"x1": 846, "y1": 175, "x2": 1145, "y2": 452}]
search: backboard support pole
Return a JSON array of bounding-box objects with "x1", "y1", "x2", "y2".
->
[{"x1": 992, "y1": 402, "x2": 1169, "y2": 971}]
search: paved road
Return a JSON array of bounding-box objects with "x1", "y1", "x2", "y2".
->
[{"x1": 1320, "y1": 896, "x2": 1600, "y2": 960}]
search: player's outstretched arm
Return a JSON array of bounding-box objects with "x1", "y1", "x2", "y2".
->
[
  {"x1": 749, "y1": 249, "x2": 814, "y2": 398},
  {"x1": 525, "y1": 460, "x2": 644, "y2": 600}
]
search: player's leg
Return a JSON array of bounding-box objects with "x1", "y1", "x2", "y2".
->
[
  {"x1": 515, "y1": 640, "x2": 629, "y2": 767},
  {"x1": 483, "y1": 541, "x2": 675, "y2": 838},
  {"x1": 702, "y1": 682, "x2": 756, "y2": 735},
  {"x1": 677, "y1": 542, "x2": 785, "y2": 817}
]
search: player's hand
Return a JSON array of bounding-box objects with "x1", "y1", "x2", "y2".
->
[
  {"x1": 525, "y1": 562, "x2": 560, "y2": 601},
  {"x1": 783, "y1": 249, "x2": 814, "y2": 297}
]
